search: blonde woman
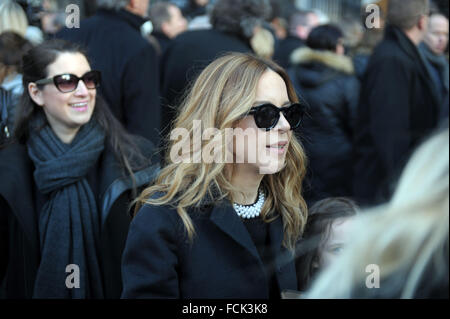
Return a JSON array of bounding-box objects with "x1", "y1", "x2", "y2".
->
[
  {"x1": 121, "y1": 52, "x2": 309, "y2": 299},
  {"x1": 305, "y1": 124, "x2": 449, "y2": 299}
]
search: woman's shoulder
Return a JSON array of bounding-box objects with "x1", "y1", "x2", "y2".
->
[{"x1": 133, "y1": 192, "x2": 180, "y2": 223}]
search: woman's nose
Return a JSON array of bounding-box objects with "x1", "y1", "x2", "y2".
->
[
  {"x1": 74, "y1": 80, "x2": 89, "y2": 95},
  {"x1": 275, "y1": 112, "x2": 291, "y2": 132}
]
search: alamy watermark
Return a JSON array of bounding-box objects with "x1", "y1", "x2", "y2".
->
[
  {"x1": 365, "y1": 264, "x2": 380, "y2": 289},
  {"x1": 169, "y1": 121, "x2": 289, "y2": 174},
  {"x1": 365, "y1": 4, "x2": 381, "y2": 29},
  {"x1": 65, "y1": 264, "x2": 80, "y2": 289},
  {"x1": 65, "y1": 4, "x2": 80, "y2": 29}
]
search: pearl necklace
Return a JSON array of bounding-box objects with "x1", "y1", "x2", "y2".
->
[{"x1": 233, "y1": 189, "x2": 265, "y2": 219}]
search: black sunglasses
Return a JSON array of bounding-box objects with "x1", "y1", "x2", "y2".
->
[
  {"x1": 35, "y1": 70, "x2": 101, "y2": 93},
  {"x1": 248, "y1": 103, "x2": 305, "y2": 131}
]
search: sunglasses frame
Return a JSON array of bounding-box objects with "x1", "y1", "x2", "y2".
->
[
  {"x1": 248, "y1": 102, "x2": 305, "y2": 131},
  {"x1": 35, "y1": 70, "x2": 101, "y2": 93}
]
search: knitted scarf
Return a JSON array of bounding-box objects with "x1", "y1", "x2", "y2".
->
[{"x1": 28, "y1": 118, "x2": 106, "y2": 298}]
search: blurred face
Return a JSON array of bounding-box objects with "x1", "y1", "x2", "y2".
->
[
  {"x1": 424, "y1": 15, "x2": 449, "y2": 55},
  {"x1": 233, "y1": 69, "x2": 293, "y2": 175},
  {"x1": 29, "y1": 52, "x2": 96, "y2": 140},
  {"x1": 128, "y1": 0, "x2": 150, "y2": 18},
  {"x1": 163, "y1": 5, "x2": 188, "y2": 39},
  {"x1": 318, "y1": 217, "x2": 354, "y2": 269}
]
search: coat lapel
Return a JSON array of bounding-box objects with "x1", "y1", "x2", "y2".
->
[{"x1": 209, "y1": 201, "x2": 262, "y2": 264}]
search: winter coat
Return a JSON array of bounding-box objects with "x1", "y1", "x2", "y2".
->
[
  {"x1": 288, "y1": 47, "x2": 360, "y2": 204},
  {"x1": 121, "y1": 200, "x2": 299, "y2": 298},
  {"x1": 56, "y1": 9, "x2": 161, "y2": 146},
  {"x1": 0, "y1": 137, "x2": 160, "y2": 299},
  {"x1": 273, "y1": 35, "x2": 305, "y2": 69},
  {"x1": 353, "y1": 26, "x2": 441, "y2": 205}
]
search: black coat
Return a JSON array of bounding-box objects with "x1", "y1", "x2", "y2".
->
[
  {"x1": 0, "y1": 138, "x2": 159, "y2": 299},
  {"x1": 273, "y1": 35, "x2": 305, "y2": 69},
  {"x1": 288, "y1": 48, "x2": 360, "y2": 204},
  {"x1": 56, "y1": 9, "x2": 161, "y2": 146},
  {"x1": 121, "y1": 201, "x2": 299, "y2": 298},
  {"x1": 160, "y1": 29, "x2": 252, "y2": 139},
  {"x1": 353, "y1": 26, "x2": 441, "y2": 205}
]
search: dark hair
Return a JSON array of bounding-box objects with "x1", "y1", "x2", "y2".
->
[
  {"x1": 210, "y1": 0, "x2": 272, "y2": 38},
  {"x1": 296, "y1": 197, "x2": 359, "y2": 291},
  {"x1": 0, "y1": 31, "x2": 32, "y2": 68},
  {"x1": 306, "y1": 24, "x2": 344, "y2": 52},
  {"x1": 14, "y1": 39, "x2": 149, "y2": 193}
]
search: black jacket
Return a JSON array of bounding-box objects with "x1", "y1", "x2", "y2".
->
[
  {"x1": 288, "y1": 47, "x2": 360, "y2": 204},
  {"x1": 0, "y1": 138, "x2": 159, "y2": 299},
  {"x1": 353, "y1": 26, "x2": 441, "y2": 205},
  {"x1": 273, "y1": 35, "x2": 305, "y2": 69},
  {"x1": 121, "y1": 201, "x2": 299, "y2": 298},
  {"x1": 160, "y1": 29, "x2": 252, "y2": 139},
  {"x1": 56, "y1": 9, "x2": 161, "y2": 146}
]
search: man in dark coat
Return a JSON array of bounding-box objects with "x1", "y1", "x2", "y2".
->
[
  {"x1": 273, "y1": 10, "x2": 320, "y2": 69},
  {"x1": 160, "y1": 0, "x2": 271, "y2": 141},
  {"x1": 57, "y1": 0, "x2": 161, "y2": 146},
  {"x1": 353, "y1": 0, "x2": 441, "y2": 206},
  {"x1": 420, "y1": 12, "x2": 449, "y2": 119}
]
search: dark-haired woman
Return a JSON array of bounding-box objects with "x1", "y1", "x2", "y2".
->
[
  {"x1": 0, "y1": 39, "x2": 159, "y2": 299},
  {"x1": 287, "y1": 24, "x2": 360, "y2": 205}
]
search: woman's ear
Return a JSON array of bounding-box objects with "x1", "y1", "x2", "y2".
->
[{"x1": 28, "y1": 82, "x2": 44, "y2": 106}]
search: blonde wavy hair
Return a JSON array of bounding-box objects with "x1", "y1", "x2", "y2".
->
[
  {"x1": 136, "y1": 52, "x2": 308, "y2": 251},
  {"x1": 305, "y1": 125, "x2": 449, "y2": 298}
]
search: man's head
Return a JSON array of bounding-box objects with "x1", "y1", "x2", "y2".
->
[
  {"x1": 149, "y1": 3, "x2": 187, "y2": 39},
  {"x1": 387, "y1": 0, "x2": 430, "y2": 44},
  {"x1": 96, "y1": 0, "x2": 150, "y2": 18},
  {"x1": 289, "y1": 10, "x2": 320, "y2": 40},
  {"x1": 423, "y1": 13, "x2": 449, "y2": 55}
]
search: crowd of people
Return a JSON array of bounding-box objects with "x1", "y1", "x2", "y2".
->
[{"x1": 0, "y1": 0, "x2": 448, "y2": 299}]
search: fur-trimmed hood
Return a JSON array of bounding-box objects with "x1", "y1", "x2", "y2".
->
[{"x1": 290, "y1": 47, "x2": 355, "y2": 75}]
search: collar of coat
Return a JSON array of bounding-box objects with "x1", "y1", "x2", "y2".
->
[
  {"x1": 98, "y1": 8, "x2": 147, "y2": 31},
  {"x1": 290, "y1": 47, "x2": 355, "y2": 75}
]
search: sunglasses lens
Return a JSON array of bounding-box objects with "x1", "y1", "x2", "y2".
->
[
  {"x1": 254, "y1": 104, "x2": 280, "y2": 129},
  {"x1": 83, "y1": 71, "x2": 100, "y2": 89},
  {"x1": 55, "y1": 74, "x2": 78, "y2": 93},
  {"x1": 283, "y1": 103, "x2": 303, "y2": 129}
]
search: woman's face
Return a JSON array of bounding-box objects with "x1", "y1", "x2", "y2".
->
[
  {"x1": 233, "y1": 69, "x2": 293, "y2": 175},
  {"x1": 30, "y1": 52, "x2": 96, "y2": 139}
]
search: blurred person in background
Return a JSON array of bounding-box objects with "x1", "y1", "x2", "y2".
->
[
  {"x1": 296, "y1": 197, "x2": 359, "y2": 293},
  {"x1": 183, "y1": 0, "x2": 209, "y2": 21},
  {"x1": 148, "y1": 2, "x2": 187, "y2": 57},
  {"x1": 0, "y1": 31, "x2": 33, "y2": 135},
  {"x1": 0, "y1": 0, "x2": 43, "y2": 45},
  {"x1": 160, "y1": 0, "x2": 272, "y2": 149},
  {"x1": 420, "y1": 11, "x2": 449, "y2": 119},
  {"x1": 354, "y1": 0, "x2": 441, "y2": 206},
  {"x1": 273, "y1": 9, "x2": 320, "y2": 69},
  {"x1": 0, "y1": 31, "x2": 32, "y2": 96},
  {"x1": 288, "y1": 24, "x2": 360, "y2": 204},
  {"x1": 57, "y1": 0, "x2": 161, "y2": 147},
  {"x1": 351, "y1": 2, "x2": 386, "y2": 80},
  {"x1": 306, "y1": 124, "x2": 449, "y2": 299}
]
